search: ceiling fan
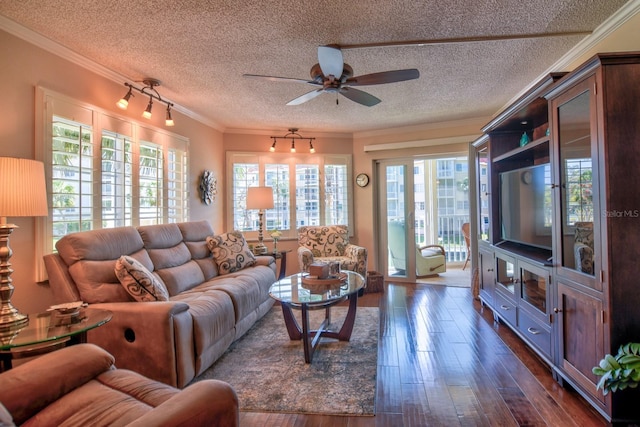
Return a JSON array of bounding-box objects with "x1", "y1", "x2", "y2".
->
[{"x1": 243, "y1": 45, "x2": 419, "y2": 107}]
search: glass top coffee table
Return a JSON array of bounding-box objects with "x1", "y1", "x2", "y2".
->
[
  {"x1": 269, "y1": 270, "x2": 365, "y2": 363},
  {"x1": 0, "y1": 307, "x2": 112, "y2": 371}
]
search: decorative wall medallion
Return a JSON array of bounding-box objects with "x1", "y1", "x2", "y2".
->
[{"x1": 200, "y1": 170, "x2": 217, "y2": 205}]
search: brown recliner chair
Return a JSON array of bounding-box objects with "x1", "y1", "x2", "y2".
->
[{"x1": 0, "y1": 344, "x2": 238, "y2": 427}]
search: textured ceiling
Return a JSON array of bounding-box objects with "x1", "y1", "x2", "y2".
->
[{"x1": 0, "y1": 0, "x2": 630, "y2": 133}]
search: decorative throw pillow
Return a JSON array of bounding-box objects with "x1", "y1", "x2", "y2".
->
[
  {"x1": 115, "y1": 255, "x2": 169, "y2": 302},
  {"x1": 206, "y1": 231, "x2": 256, "y2": 275}
]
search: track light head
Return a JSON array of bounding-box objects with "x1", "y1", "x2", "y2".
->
[
  {"x1": 165, "y1": 105, "x2": 174, "y2": 126},
  {"x1": 269, "y1": 139, "x2": 276, "y2": 152},
  {"x1": 142, "y1": 97, "x2": 153, "y2": 119},
  {"x1": 309, "y1": 141, "x2": 315, "y2": 153},
  {"x1": 290, "y1": 140, "x2": 296, "y2": 153},
  {"x1": 117, "y1": 87, "x2": 133, "y2": 110}
]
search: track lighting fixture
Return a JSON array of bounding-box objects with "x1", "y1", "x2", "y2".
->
[
  {"x1": 269, "y1": 128, "x2": 316, "y2": 153},
  {"x1": 165, "y1": 105, "x2": 174, "y2": 126},
  {"x1": 116, "y1": 78, "x2": 175, "y2": 126}
]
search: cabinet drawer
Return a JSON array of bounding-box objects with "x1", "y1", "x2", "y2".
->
[
  {"x1": 494, "y1": 291, "x2": 517, "y2": 326},
  {"x1": 518, "y1": 309, "x2": 551, "y2": 358}
]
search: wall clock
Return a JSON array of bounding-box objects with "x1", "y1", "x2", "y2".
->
[{"x1": 356, "y1": 173, "x2": 370, "y2": 187}]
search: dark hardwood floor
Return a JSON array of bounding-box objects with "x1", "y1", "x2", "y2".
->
[{"x1": 240, "y1": 280, "x2": 608, "y2": 426}]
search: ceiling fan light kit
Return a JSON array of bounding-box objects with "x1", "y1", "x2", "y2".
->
[
  {"x1": 116, "y1": 78, "x2": 175, "y2": 126},
  {"x1": 269, "y1": 128, "x2": 316, "y2": 153},
  {"x1": 244, "y1": 45, "x2": 420, "y2": 107}
]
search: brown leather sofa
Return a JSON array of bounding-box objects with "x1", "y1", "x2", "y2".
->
[
  {"x1": 0, "y1": 344, "x2": 238, "y2": 426},
  {"x1": 44, "y1": 220, "x2": 277, "y2": 388}
]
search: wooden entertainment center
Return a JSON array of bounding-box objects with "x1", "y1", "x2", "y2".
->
[{"x1": 471, "y1": 52, "x2": 640, "y2": 423}]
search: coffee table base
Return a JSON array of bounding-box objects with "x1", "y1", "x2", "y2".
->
[{"x1": 280, "y1": 293, "x2": 358, "y2": 363}]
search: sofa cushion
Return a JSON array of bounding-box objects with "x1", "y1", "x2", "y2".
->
[
  {"x1": 115, "y1": 255, "x2": 169, "y2": 302},
  {"x1": 206, "y1": 231, "x2": 256, "y2": 275},
  {"x1": 298, "y1": 225, "x2": 349, "y2": 257},
  {"x1": 56, "y1": 227, "x2": 148, "y2": 303},
  {"x1": 56, "y1": 226, "x2": 145, "y2": 265},
  {"x1": 178, "y1": 221, "x2": 219, "y2": 281}
]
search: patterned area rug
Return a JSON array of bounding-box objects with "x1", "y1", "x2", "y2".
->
[{"x1": 191, "y1": 304, "x2": 379, "y2": 416}]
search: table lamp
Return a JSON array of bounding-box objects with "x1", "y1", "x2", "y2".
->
[
  {"x1": 246, "y1": 186, "x2": 274, "y2": 255},
  {"x1": 0, "y1": 157, "x2": 48, "y2": 329}
]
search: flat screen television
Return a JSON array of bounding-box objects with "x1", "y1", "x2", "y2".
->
[{"x1": 499, "y1": 163, "x2": 553, "y2": 250}]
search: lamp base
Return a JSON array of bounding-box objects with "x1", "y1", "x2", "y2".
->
[
  {"x1": 0, "y1": 222, "x2": 29, "y2": 330},
  {"x1": 0, "y1": 308, "x2": 28, "y2": 330}
]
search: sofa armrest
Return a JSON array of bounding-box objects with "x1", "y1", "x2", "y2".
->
[
  {"x1": 297, "y1": 246, "x2": 314, "y2": 272},
  {"x1": 126, "y1": 380, "x2": 239, "y2": 427},
  {"x1": 254, "y1": 255, "x2": 275, "y2": 267},
  {"x1": 86, "y1": 301, "x2": 194, "y2": 387},
  {"x1": 0, "y1": 344, "x2": 114, "y2": 425},
  {"x1": 43, "y1": 253, "x2": 82, "y2": 303}
]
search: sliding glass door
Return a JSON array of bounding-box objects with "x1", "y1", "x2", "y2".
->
[
  {"x1": 378, "y1": 159, "x2": 416, "y2": 281},
  {"x1": 377, "y1": 156, "x2": 470, "y2": 281}
]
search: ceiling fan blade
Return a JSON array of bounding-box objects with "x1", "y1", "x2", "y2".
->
[
  {"x1": 339, "y1": 87, "x2": 381, "y2": 107},
  {"x1": 345, "y1": 69, "x2": 420, "y2": 86},
  {"x1": 318, "y1": 45, "x2": 343, "y2": 78},
  {"x1": 243, "y1": 74, "x2": 317, "y2": 85},
  {"x1": 286, "y1": 89, "x2": 325, "y2": 105}
]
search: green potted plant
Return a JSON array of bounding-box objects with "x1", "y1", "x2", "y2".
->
[{"x1": 592, "y1": 342, "x2": 640, "y2": 395}]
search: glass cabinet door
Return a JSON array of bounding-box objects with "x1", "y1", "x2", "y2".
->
[
  {"x1": 496, "y1": 254, "x2": 516, "y2": 295},
  {"x1": 519, "y1": 263, "x2": 548, "y2": 314},
  {"x1": 477, "y1": 144, "x2": 490, "y2": 242},
  {"x1": 552, "y1": 76, "x2": 599, "y2": 289}
]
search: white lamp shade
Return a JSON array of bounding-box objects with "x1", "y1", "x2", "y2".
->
[
  {"x1": 0, "y1": 157, "x2": 48, "y2": 218},
  {"x1": 246, "y1": 186, "x2": 274, "y2": 210}
]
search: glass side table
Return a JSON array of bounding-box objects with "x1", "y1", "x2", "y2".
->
[{"x1": 0, "y1": 307, "x2": 112, "y2": 371}]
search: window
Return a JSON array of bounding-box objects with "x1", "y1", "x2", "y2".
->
[
  {"x1": 227, "y1": 152, "x2": 352, "y2": 238},
  {"x1": 36, "y1": 88, "x2": 189, "y2": 280},
  {"x1": 51, "y1": 117, "x2": 94, "y2": 242}
]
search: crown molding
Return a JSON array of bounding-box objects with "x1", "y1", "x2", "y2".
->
[
  {"x1": 0, "y1": 15, "x2": 225, "y2": 132},
  {"x1": 363, "y1": 134, "x2": 481, "y2": 152}
]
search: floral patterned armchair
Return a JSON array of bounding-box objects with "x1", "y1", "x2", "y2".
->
[{"x1": 297, "y1": 225, "x2": 367, "y2": 277}]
